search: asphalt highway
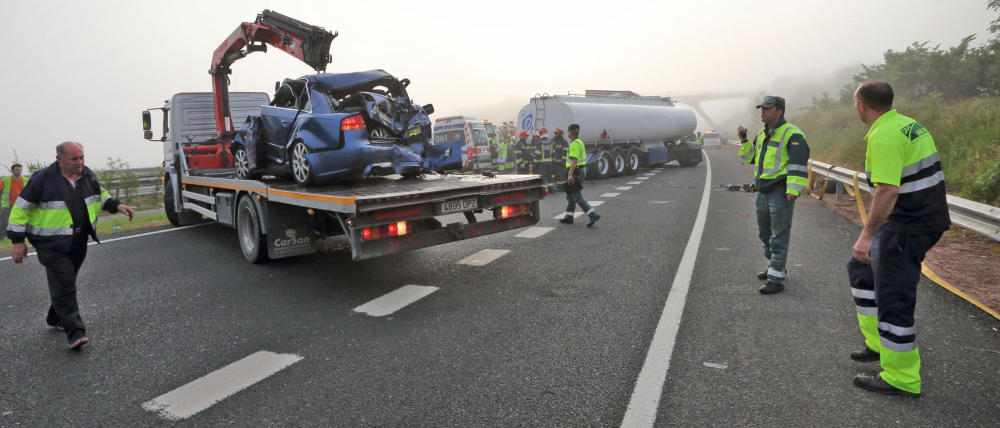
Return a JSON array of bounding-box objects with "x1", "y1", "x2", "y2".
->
[{"x1": 1, "y1": 146, "x2": 997, "y2": 426}]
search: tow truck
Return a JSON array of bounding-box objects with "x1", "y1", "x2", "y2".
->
[{"x1": 142, "y1": 10, "x2": 543, "y2": 263}]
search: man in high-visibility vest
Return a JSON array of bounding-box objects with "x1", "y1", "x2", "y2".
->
[
  {"x1": 8, "y1": 142, "x2": 135, "y2": 349},
  {"x1": 695, "y1": 132, "x2": 703, "y2": 145},
  {"x1": 737, "y1": 95, "x2": 810, "y2": 294},
  {"x1": 496, "y1": 136, "x2": 508, "y2": 173},
  {"x1": 559, "y1": 124, "x2": 600, "y2": 227},
  {"x1": 1, "y1": 163, "x2": 29, "y2": 239},
  {"x1": 847, "y1": 80, "x2": 950, "y2": 398}
]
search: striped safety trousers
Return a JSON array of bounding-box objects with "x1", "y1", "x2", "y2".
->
[{"x1": 847, "y1": 224, "x2": 942, "y2": 394}]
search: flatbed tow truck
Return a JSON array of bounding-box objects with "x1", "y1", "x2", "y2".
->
[{"x1": 142, "y1": 11, "x2": 543, "y2": 263}]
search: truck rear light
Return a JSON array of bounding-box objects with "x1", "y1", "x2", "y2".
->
[
  {"x1": 341, "y1": 115, "x2": 366, "y2": 131},
  {"x1": 388, "y1": 223, "x2": 398, "y2": 235},
  {"x1": 362, "y1": 221, "x2": 412, "y2": 241},
  {"x1": 396, "y1": 221, "x2": 408, "y2": 236},
  {"x1": 495, "y1": 203, "x2": 531, "y2": 219},
  {"x1": 363, "y1": 228, "x2": 372, "y2": 240}
]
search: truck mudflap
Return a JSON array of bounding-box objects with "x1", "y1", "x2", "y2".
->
[{"x1": 347, "y1": 202, "x2": 540, "y2": 261}]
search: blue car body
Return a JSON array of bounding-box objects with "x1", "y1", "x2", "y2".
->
[{"x1": 232, "y1": 69, "x2": 462, "y2": 184}]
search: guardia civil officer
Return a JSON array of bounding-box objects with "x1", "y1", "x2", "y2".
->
[
  {"x1": 8, "y1": 142, "x2": 135, "y2": 349},
  {"x1": 559, "y1": 124, "x2": 600, "y2": 227},
  {"x1": 737, "y1": 95, "x2": 810, "y2": 294},
  {"x1": 847, "y1": 80, "x2": 949, "y2": 397}
]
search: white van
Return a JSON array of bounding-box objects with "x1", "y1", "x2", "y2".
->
[{"x1": 432, "y1": 116, "x2": 493, "y2": 171}]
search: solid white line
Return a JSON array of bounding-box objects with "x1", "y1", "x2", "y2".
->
[
  {"x1": 628, "y1": 181, "x2": 642, "y2": 185},
  {"x1": 621, "y1": 151, "x2": 712, "y2": 428},
  {"x1": 515, "y1": 227, "x2": 555, "y2": 238},
  {"x1": 601, "y1": 193, "x2": 621, "y2": 198},
  {"x1": 353, "y1": 285, "x2": 439, "y2": 317},
  {"x1": 616, "y1": 186, "x2": 633, "y2": 191},
  {"x1": 457, "y1": 249, "x2": 510, "y2": 266},
  {"x1": 590, "y1": 201, "x2": 606, "y2": 207},
  {"x1": 553, "y1": 212, "x2": 585, "y2": 220},
  {"x1": 142, "y1": 351, "x2": 303, "y2": 421},
  {"x1": 1, "y1": 223, "x2": 209, "y2": 262}
]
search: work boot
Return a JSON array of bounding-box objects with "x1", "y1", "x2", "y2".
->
[
  {"x1": 587, "y1": 213, "x2": 601, "y2": 228},
  {"x1": 559, "y1": 217, "x2": 574, "y2": 224},
  {"x1": 68, "y1": 333, "x2": 89, "y2": 350},
  {"x1": 758, "y1": 281, "x2": 784, "y2": 294},
  {"x1": 853, "y1": 374, "x2": 920, "y2": 398},
  {"x1": 756, "y1": 270, "x2": 768, "y2": 281},
  {"x1": 850, "y1": 346, "x2": 880, "y2": 362}
]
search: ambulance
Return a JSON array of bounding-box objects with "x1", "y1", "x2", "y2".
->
[{"x1": 432, "y1": 116, "x2": 493, "y2": 171}]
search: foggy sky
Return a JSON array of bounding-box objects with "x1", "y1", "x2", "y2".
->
[{"x1": 0, "y1": 0, "x2": 993, "y2": 169}]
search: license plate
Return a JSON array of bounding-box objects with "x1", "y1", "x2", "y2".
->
[{"x1": 440, "y1": 198, "x2": 478, "y2": 214}]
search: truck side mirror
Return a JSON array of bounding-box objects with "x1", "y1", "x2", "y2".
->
[
  {"x1": 423, "y1": 104, "x2": 434, "y2": 115},
  {"x1": 142, "y1": 110, "x2": 153, "y2": 140}
]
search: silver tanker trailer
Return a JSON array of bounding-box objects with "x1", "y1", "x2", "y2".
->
[{"x1": 516, "y1": 90, "x2": 701, "y2": 179}]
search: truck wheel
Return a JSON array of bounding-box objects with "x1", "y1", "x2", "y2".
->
[
  {"x1": 612, "y1": 149, "x2": 626, "y2": 176},
  {"x1": 625, "y1": 148, "x2": 640, "y2": 175},
  {"x1": 236, "y1": 195, "x2": 268, "y2": 263},
  {"x1": 291, "y1": 141, "x2": 315, "y2": 186},
  {"x1": 595, "y1": 151, "x2": 613, "y2": 179},
  {"x1": 163, "y1": 175, "x2": 180, "y2": 226}
]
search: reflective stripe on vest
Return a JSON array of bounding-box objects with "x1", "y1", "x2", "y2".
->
[{"x1": 763, "y1": 125, "x2": 799, "y2": 174}]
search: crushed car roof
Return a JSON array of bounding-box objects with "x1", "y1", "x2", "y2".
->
[{"x1": 302, "y1": 69, "x2": 397, "y2": 92}]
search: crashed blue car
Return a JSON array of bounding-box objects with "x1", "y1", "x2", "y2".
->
[{"x1": 231, "y1": 69, "x2": 462, "y2": 185}]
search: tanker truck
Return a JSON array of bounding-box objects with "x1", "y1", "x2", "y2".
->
[{"x1": 516, "y1": 90, "x2": 701, "y2": 179}]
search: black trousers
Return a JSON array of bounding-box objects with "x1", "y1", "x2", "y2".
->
[{"x1": 37, "y1": 235, "x2": 89, "y2": 340}]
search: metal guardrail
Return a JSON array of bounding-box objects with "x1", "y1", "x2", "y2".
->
[{"x1": 809, "y1": 160, "x2": 1000, "y2": 242}]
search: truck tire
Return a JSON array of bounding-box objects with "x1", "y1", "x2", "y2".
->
[
  {"x1": 595, "y1": 151, "x2": 613, "y2": 179},
  {"x1": 236, "y1": 195, "x2": 268, "y2": 263},
  {"x1": 290, "y1": 141, "x2": 316, "y2": 186},
  {"x1": 163, "y1": 174, "x2": 202, "y2": 226},
  {"x1": 612, "y1": 149, "x2": 627, "y2": 176},
  {"x1": 625, "y1": 148, "x2": 640, "y2": 175}
]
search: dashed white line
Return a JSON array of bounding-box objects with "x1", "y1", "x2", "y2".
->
[
  {"x1": 553, "y1": 212, "x2": 585, "y2": 220},
  {"x1": 649, "y1": 201, "x2": 674, "y2": 204},
  {"x1": 457, "y1": 249, "x2": 510, "y2": 266},
  {"x1": 601, "y1": 193, "x2": 621, "y2": 198},
  {"x1": 589, "y1": 201, "x2": 605, "y2": 207},
  {"x1": 515, "y1": 227, "x2": 555, "y2": 238},
  {"x1": 643, "y1": 173, "x2": 656, "y2": 177},
  {"x1": 628, "y1": 181, "x2": 642, "y2": 185},
  {"x1": 353, "y1": 285, "x2": 440, "y2": 317},
  {"x1": 636, "y1": 177, "x2": 650, "y2": 180},
  {"x1": 616, "y1": 186, "x2": 633, "y2": 191},
  {"x1": 142, "y1": 351, "x2": 303, "y2": 421},
  {"x1": 621, "y1": 151, "x2": 712, "y2": 427}
]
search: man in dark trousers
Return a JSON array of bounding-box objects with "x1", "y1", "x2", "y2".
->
[
  {"x1": 559, "y1": 124, "x2": 600, "y2": 227},
  {"x1": 8, "y1": 142, "x2": 135, "y2": 350},
  {"x1": 551, "y1": 128, "x2": 569, "y2": 190},
  {"x1": 847, "y1": 80, "x2": 950, "y2": 397}
]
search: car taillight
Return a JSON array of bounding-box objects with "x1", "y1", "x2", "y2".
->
[{"x1": 341, "y1": 115, "x2": 366, "y2": 131}]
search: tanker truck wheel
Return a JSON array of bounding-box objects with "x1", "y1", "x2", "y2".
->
[
  {"x1": 594, "y1": 151, "x2": 613, "y2": 179},
  {"x1": 612, "y1": 149, "x2": 627, "y2": 176},
  {"x1": 625, "y1": 148, "x2": 640, "y2": 175}
]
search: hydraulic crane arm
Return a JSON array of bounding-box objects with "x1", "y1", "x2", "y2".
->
[{"x1": 210, "y1": 9, "x2": 337, "y2": 135}]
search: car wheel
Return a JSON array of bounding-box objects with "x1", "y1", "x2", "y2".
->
[
  {"x1": 625, "y1": 148, "x2": 640, "y2": 175},
  {"x1": 236, "y1": 195, "x2": 268, "y2": 264},
  {"x1": 290, "y1": 141, "x2": 315, "y2": 186},
  {"x1": 234, "y1": 147, "x2": 252, "y2": 179}
]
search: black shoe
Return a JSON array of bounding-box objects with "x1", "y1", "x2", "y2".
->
[
  {"x1": 68, "y1": 334, "x2": 89, "y2": 350},
  {"x1": 756, "y1": 270, "x2": 768, "y2": 281},
  {"x1": 850, "y1": 346, "x2": 880, "y2": 362},
  {"x1": 759, "y1": 281, "x2": 784, "y2": 294},
  {"x1": 853, "y1": 374, "x2": 920, "y2": 397},
  {"x1": 587, "y1": 214, "x2": 601, "y2": 228},
  {"x1": 559, "y1": 217, "x2": 574, "y2": 224},
  {"x1": 48, "y1": 323, "x2": 64, "y2": 331}
]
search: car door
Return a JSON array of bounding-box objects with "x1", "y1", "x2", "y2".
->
[{"x1": 258, "y1": 106, "x2": 299, "y2": 165}]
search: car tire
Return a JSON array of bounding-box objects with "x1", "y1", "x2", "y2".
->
[
  {"x1": 236, "y1": 195, "x2": 268, "y2": 264},
  {"x1": 290, "y1": 141, "x2": 315, "y2": 186},
  {"x1": 625, "y1": 148, "x2": 640, "y2": 175},
  {"x1": 233, "y1": 146, "x2": 256, "y2": 180}
]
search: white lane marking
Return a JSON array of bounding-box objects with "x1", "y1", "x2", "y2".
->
[
  {"x1": 601, "y1": 193, "x2": 621, "y2": 198},
  {"x1": 1, "y1": 223, "x2": 209, "y2": 262},
  {"x1": 553, "y1": 212, "x2": 585, "y2": 220},
  {"x1": 637, "y1": 177, "x2": 650, "y2": 180},
  {"x1": 142, "y1": 351, "x2": 303, "y2": 421},
  {"x1": 353, "y1": 285, "x2": 440, "y2": 317},
  {"x1": 643, "y1": 173, "x2": 656, "y2": 177},
  {"x1": 616, "y1": 186, "x2": 633, "y2": 191},
  {"x1": 590, "y1": 201, "x2": 605, "y2": 207},
  {"x1": 457, "y1": 249, "x2": 510, "y2": 266},
  {"x1": 628, "y1": 181, "x2": 642, "y2": 185},
  {"x1": 649, "y1": 201, "x2": 674, "y2": 204},
  {"x1": 621, "y1": 151, "x2": 712, "y2": 428},
  {"x1": 515, "y1": 227, "x2": 555, "y2": 238}
]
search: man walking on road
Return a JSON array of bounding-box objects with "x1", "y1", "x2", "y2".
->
[
  {"x1": 846, "y1": 80, "x2": 950, "y2": 397},
  {"x1": 559, "y1": 124, "x2": 600, "y2": 227},
  {"x1": 738, "y1": 95, "x2": 809, "y2": 294},
  {"x1": 7, "y1": 142, "x2": 135, "y2": 350},
  {"x1": 1, "y1": 163, "x2": 29, "y2": 239}
]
